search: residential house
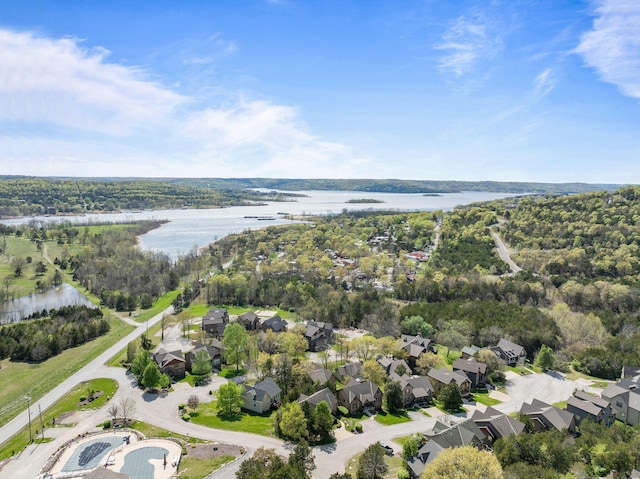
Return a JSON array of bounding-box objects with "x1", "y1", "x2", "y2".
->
[
  {"x1": 406, "y1": 419, "x2": 485, "y2": 479},
  {"x1": 201, "y1": 308, "x2": 229, "y2": 337},
  {"x1": 602, "y1": 376, "x2": 640, "y2": 426},
  {"x1": 427, "y1": 367, "x2": 472, "y2": 397},
  {"x1": 519, "y1": 398, "x2": 576, "y2": 433},
  {"x1": 260, "y1": 315, "x2": 288, "y2": 333},
  {"x1": 453, "y1": 357, "x2": 487, "y2": 388},
  {"x1": 237, "y1": 311, "x2": 260, "y2": 331},
  {"x1": 566, "y1": 391, "x2": 614, "y2": 425},
  {"x1": 491, "y1": 338, "x2": 526, "y2": 366},
  {"x1": 622, "y1": 366, "x2": 640, "y2": 379},
  {"x1": 334, "y1": 361, "x2": 363, "y2": 383},
  {"x1": 471, "y1": 405, "x2": 525, "y2": 444},
  {"x1": 185, "y1": 340, "x2": 224, "y2": 371},
  {"x1": 337, "y1": 379, "x2": 383, "y2": 415},
  {"x1": 298, "y1": 387, "x2": 338, "y2": 414},
  {"x1": 153, "y1": 348, "x2": 186, "y2": 379},
  {"x1": 242, "y1": 378, "x2": 282, "y2": 414},
  {"x1": 399, "y1": 376, "x2": 434, "y2": 407},
  {"x1": 461, "y1": 345, "x2": 480, "y2": 359},
  {"x1": 307, "y1": 364, "x2": 337, "y2": 389},
  {"x1": 377, "y1": 356, "x2": 412, "y2": 378},
  {"x1": 303, "y1": 321, "x2": 334, "y2": 352},
  {"x1": 400, "y1": 334, "x2": 435, "y2": 368}
]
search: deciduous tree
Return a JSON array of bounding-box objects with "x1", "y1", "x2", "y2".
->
[
  {"x1": 421, "y1": 445, "x2": 503, "y2": 479},
  {"x1": 223, "y1": 322, "x2": 249, "y2": 370},
  {"x1": 216, "y1": 382, "x2": 244, "y2": 416}
]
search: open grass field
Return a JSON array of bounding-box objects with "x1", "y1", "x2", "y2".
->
[
  {"x1": 190, "y1": 403, "x2": 275, "y2": 436},
  {"x1": 0, "y1": 378, "x2": 118, "y2": 460},
  {"x1": 0, "y1": 236, "x2": 48, "y2": 298},
  {"x1": 134, "y1": 289, "x2": 181, "y2": 323},
  {"x1": 0, "y1": 315, "x2": 133, "y2": 427},
  {"x1": 106, "y1": 318, "x2": 165, "y2": 367}
]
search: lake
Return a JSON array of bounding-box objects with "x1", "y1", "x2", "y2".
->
[{"x1": 1, "y1": 190, "x2": 518, "y2": 260}]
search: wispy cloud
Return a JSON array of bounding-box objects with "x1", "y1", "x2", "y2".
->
[
  {"x1": 0, "y1": 29, "x2": 357, "y2": 177},
  {"x1": 576, "y1": 0, "x2": 640, "y2": 100},
  {"x1": 533, "y1": 68, "x2": 555, "y2": 97},
  {"x1": 434, "y1": 14, "x2": 501, "y2": 77}
]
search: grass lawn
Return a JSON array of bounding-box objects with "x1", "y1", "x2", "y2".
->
[
  {"x1": 434, "y1": 400, "x2": 466, "y2": 415},
  {"x1": 0, "y1": 315, "x2": 133, "y2": 428},
  {"x1": 177, "y1": 455, "x2": 235, "y2": 479},
  {"x1": 472, "y1": 391, "x2": 502, "y2": 407},
  {"x1": 219, "y1": 368, "x2": 247, "y2": 379},
  {"x1": 106, "y1": 318, "x2": 165, "y2": 367},
  {"x1": 375, "y1": 411, "x2": 411, "y2": 426},
  {"x1": 553, "y1": 400, "x2": 568, "y2": 409},
  {"x1": 0, "y1": 378, "x2": 118, "y2": 460},
  {"x1": 134, "y1": 289, "x2": 181, "y2": 323},
  {"x1": 0, "y1": 236, "x2": 48, "y2": 297},
  {"x1": 130, "y1": 421, "x2": 205, "y2": 444},
  {"x1": 191, "y1": 403, "x2": 275, "y2": 436}
]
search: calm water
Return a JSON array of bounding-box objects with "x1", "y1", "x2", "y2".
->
[
  {"x1": 2, "y1": 190, "x2": 517, "y2": 259},
  {"x1": 0, "y1": 283, "x2": 95, "y2": 323}
]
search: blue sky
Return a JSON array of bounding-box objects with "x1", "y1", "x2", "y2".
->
[{"x1": 1, "y1": 0, "x2": 639, "y2": 183}]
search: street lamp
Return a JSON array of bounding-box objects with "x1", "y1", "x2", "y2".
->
[{"x1": 25, "y1": 395, "x2": 32, "y2": 443}]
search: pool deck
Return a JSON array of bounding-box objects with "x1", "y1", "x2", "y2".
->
[{"x1": 49, "y1": 432, "x2": 181, "y2": 479}]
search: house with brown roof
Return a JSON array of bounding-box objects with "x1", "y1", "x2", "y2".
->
[
  {"x1": 427, "y1": 367, "x2": 471, "y2": 397},
  {"x1": 153, "y1": 348, "x2": 186, "y2": 379},
  {"x1": 337, "y1": 379, "x2": 382, "y2": 415},
  {"x1": 453, "y1": 357, "x2": 487, "y2": 388},
  {"x1": 185, "y1": 340, "x2": 224, "y2": 371},
  {"x1": 519, "y1": 398, "x2": 576, "y2": 433}
]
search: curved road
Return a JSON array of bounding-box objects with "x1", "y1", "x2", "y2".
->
[{"x1": 0, "y1": 306, "x2": 173, "y2": 445}]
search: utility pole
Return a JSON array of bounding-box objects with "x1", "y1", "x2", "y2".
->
[
  {"x1": 38, "y1": 404, "x2": 44, "y2": 440},
  {"x1": 25, "y1": 396, "x2": 32, "y2": 443}
]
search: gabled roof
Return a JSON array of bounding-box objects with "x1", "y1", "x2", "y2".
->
[
  {"x1": 400, "y1": 376, "x2": 434, "y2": 396},
  {"x1": 254, "y1": 377, "x2": 281, "y2": 397},
  {"x1": 377, "y1": 357, "x2": 411, "y2": 376},
  {"x1": 471, "y1": 406, "x2": 525, "y2": 438},
  {"x1": 567, "y1": 395, "x2": 602, "y2": 417},
  {"x1": 453, "y1": 357, "x2": 487, "y2": 375},
  {"x1": 406, "y1": 440, "x2": 445, "y2": 477},
  {"x1": 574, "y1": 390, "x2": 609, "y2": 410},
  {"x1": 308, "y1": 367, "x2": 334, "y2": 386},
  {"x1": 261, "y1": 315, "x2": 288, "y2": 332},
  {"x1": 622, "y1": 366, "x2": 640, "y2": 379},
  {"x1": 339, "y1": 380, "x2": 380, "y2": 404},
  {"x1": 603, "y1": 383, "x2": 629, "y2": 400},
  {"x1": 496, "y1": 338, "x2": 525, "y2": 357},
  {"x1": 427, "y1": 419, "x2": 485, "y2": 449},
  {"x1": 401, "y1": 334, "x2": 431, "y2": 348},
  {"x1": 154, "y1": 348, "x2": 185, "y2": 367},
  {"x1": 520, "y1": 398, "x2": 574, "y2": 431},
  {"x1": 335, "y1": 361, "x2": 362, "y2": 381},
  {"x1": 298, "y1": 387, "x2": 337, "y2": 411},
  {"x1": 461, "y1": 345, "x2": 480, "y2": 357},
  {"x1": 428, "y1": 367, "x2": 470, "y2": 387}
]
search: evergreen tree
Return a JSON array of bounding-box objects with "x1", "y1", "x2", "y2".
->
[
  {"x1": 438, "y1": 383, "x2": 462, "y2": 411},
  {"x1": 384, "y1": 380, "x2": 404, "y2": 413}
]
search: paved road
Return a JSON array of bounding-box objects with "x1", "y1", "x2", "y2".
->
[
  {"x1": 0, "y1": 306, "x2": 173, "y2": 445},
  {"x1": 491, "y1": 230, "x2": 522, "y2": 274}
]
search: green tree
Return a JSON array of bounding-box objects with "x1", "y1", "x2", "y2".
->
[
  {"x1": 287, "y1": 440, "x2": 316, "y2": 478},
  {"x1": 357, "y1": 442, "x2": 388, "y2": 479},
  {"x1": 438, "y1": 383, "x2": 462, "y2": 411},
  {"x1": 142, "y1": 361, "x2": 162, "y2": 389},
  {"x1": 216, "y1": 382, "x2": 244, "y2": 416},
  {"x1": 329, "y1": 473, "x2": 351, "y2": 479},
  {"x1": 400, "y1": 316, "x2": 434, "y2": 337},
  {"x1": 280, "y1": 330, "x2": 309, "y2": 362},
  {"x1": 436, "y1": 320, "x2": 472, "y2": 358},
  {"x1": 191, "y1": 348, "x2": 213, "y2": 376},
  {"x1": 279, "y1": 401, "x2": 309, "y2": 442},
  {"x1": 421, "y1": 445, "x2": 503, "y2": 479},
  {"x1": 131, "y1": 350, "x2": 151, "y2": 383},
  {"x1": 384, "y1": 380, "x2": 404, "y2": 413},
  {"x1": 535, "y1": 344, "x2": 555, "y2": 371},
  {"x1": 361, "y1": 359, "x2": 387, "y2": 386},
  {"x1": 313, "y1": 400, "x2": 334, "y2": 441},
  {"x1": 126, "y1": 340, "x2": 138, "y2": 363},
  {"x1": 223, "y1": 322, "x2": 249, "y2": 370}
]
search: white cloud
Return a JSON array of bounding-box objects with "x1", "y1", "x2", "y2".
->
[
  {"x1": 576, "y1": 0, "x2": 640, "y2": 99},
  {"x1": 533, "y1": 68, "x2": 555, "y2": 97},
  {"x1": 435, "y1": 14, "x2": 501, "y2": 77},
  {"x1": 0, "y1": 28, "x2": 357, "y2": 178}
]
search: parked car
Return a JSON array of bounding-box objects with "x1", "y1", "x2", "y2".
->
[{"x1": 380, "y1": 443, "x2": 394, "y2": 456}]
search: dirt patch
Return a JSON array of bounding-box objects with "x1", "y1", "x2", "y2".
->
[{"x1": 184, "y1": 443, "x2": 242, "y2": 460}]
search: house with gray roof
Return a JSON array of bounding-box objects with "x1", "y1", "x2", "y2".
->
[
  {"x1": 427, "y1": 367, "x2": 471, "y2": 397},
  {"x1": 399, "y1": 376, "x2": 434, "y2": 406},
  {"x1": 471, "y1": 405, "x2": 525, "y2": 443},
  {"x1": 567, "y1": 391, "x2": 614, "y2": 425},
  {"x1": 461, "y1": 345, "x2": 480, "y2": 359},
  {"x1": 307, "y1": 365, "x2": 337, "y2": 389},
  {"x1": 377, "y1": 356, "x2": 411, "y2": 378},
  {"x1": 185, "y1": 340, "x2": 224, "y2": 371},
  {"x1": 303, "y1": 321, "x2": 334, "y2": 352},
  {"x1": 237, "y1": 311, "x2": 260, "y2": 330},
  {"x1": 453, "y1": 357, "x2": 487, "y2": 388},
  {"x1": 519, "y1": 398, "x2": 575, "y2": 433},
  {"x1": 201, "y1": 308, "x2": 229, "y2": 338},
  {"x1": 242, "y1": 377, "x2": 282, "y2": 414},
  {"x1": 298, "y1": 387, "x2": 338, "y2": 414},
  {"x1": 400, "y1": 334, "x2": 435, "y2": 368},
  {"x1": 337, "y1": 379, "x2": 382, "y2": 415},
  {"x1": 153, "y1": 347, "x2": 185, "y2": 379},
  {"x1": 260, "y1": 315, "x2": 288, "y2": 333},
  {"x1": 491, "y1": 338, "x2": 526, "y2": 366},
  {"x1": 406, "y1": 419, "x2": 485, "y2": 479},
  {"x1": 602, "y1": 376, "x2": 640, "y2": 426},
  {"x1": 334, "y1": 361, "x2": 362, "y2": 383}
]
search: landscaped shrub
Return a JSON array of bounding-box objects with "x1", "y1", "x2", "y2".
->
[
  {"x1": 338, "y1": 406, "x2": 349, "y2": 416},
  {"x1": 103, "y1": 420, "x2": 111, "y2": 429},
  {"x1": 178, "y1": 403, "x2": 185, "y2": 410},
  {"x1": 355, "y1": 423, "x2": 363, "y2": 433},
  {"x1": 182, "y1": 413, "x2": 191, "y2": 421}
]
